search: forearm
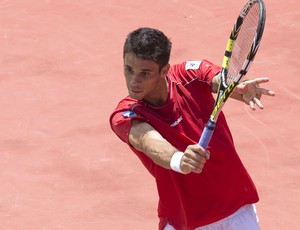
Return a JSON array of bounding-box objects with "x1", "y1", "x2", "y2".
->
[
  {"x1": 129, "y1": 121, "x2": 177, "y2": 169},
  {"x1": 129, "y1": 120, "x2": 209, "y2": 174},
  {"x1": 212, "y1": 73, "x2": 245, "y2": 102}
]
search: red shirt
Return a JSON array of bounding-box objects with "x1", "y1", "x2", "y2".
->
[{"x1": 110, "y1": 60, "x2": 259, "y2": 230}]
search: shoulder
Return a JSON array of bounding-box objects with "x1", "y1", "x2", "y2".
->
[
  {"x1": 168, "y1": 60, "x2": 221, "y2": 84},
  {"x1": 109, "y1": 97, "x2": 146, "y2": 144},
  {"x1": 110, "y1": 96, "x2": 139, "y2": 125}
]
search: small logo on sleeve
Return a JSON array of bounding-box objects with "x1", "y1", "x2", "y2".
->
[
  {"x1": 122, "y1": 110, "x2": 137, "y2": 118},
  {"x1": 185, "y1": 60, "x2": 202, "y2": 70}
]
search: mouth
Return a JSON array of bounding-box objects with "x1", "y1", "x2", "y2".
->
[{"x1": 128, "y1": 87, "x2": 143, "y2": 94}]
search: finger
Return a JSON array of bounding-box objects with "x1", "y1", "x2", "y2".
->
[
  {"x1": 205, "y1": 150, "x2": 210, "y2": 160},
  {"x1": 192, "y1": 149, "x2": 210, "y2": 160},
  {"x1": 193, "y1": 153, "x2": 207, "y2": 164},
  {"x1": 182, "y1": 153, "x2": 205, "y2": 166},
  {"x1": 253, "y1": 97, "x2": 264, "y2": 109},
  {"x1": 188, "y1": 145, "x2": 207, "y2": 159},
  {"x1": 253, "y1": 77, "x2": 270, "y2": 84},
  {"x1": 181, "y1": 159, "x2": 203, "y2": 174},
  {"x1": 191, "y1": 160, "x2": 206, "y2": 174},
  {"x1": 187, "y1": 153, "x2": 207, "y2": 168},
  {"x1": 256, "y1": 87, "x2": 275, "y2": 96},
  {"x1": 191, "y1": 163, "x2": 204, "y2": 173},
  {"x1": 249, "y1": 100, "x2": 256, "y2": 110}
]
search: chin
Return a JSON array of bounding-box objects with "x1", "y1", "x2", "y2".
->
[{"x1": 129, "y1": 93, "x2": 142, "y2": 100}]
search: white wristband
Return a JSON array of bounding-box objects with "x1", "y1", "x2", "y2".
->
[{"x1": 170, "y1": 151, "x2": 184, "y2": 173}]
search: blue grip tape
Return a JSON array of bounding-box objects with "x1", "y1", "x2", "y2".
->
[{"x1": 198, "y1": 120, "x2": 216, "y2": 149}]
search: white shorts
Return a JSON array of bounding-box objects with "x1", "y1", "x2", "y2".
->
[{"x1": 164, "y1": 204, "x2": 260, "y2": 230}]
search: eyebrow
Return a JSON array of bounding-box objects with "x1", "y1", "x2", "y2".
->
[
  {"x1": 141, "y1": 69, "x2": 153, "y2": 72},
  {"x1": 124, "y1": 65, "x2": 154, "y2": 72}
]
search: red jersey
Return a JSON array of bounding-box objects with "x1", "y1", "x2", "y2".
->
[{"x1": 110, "y1": 60, "x2": 259, "y2": 230}]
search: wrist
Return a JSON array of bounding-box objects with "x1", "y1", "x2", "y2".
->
[{"x1": 170, "y1": 151, "x2": 184, "y2": 173}]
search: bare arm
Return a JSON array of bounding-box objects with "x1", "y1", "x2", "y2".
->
[
  {"x1": 211, "y1": 72, "x2": 244, "y2": 99},
  {"x1": 211, "y1": 72, "x2": 221, "y2": 94},
  {"x1": 129, "y1": 120, "x2": 177, "y2": 169},
  {"x1": 211, "y1": 73, "x2": 275, "y2": 110},
  {"x1": 129, "y1": 120, "x2": 208, "y2": 174}
]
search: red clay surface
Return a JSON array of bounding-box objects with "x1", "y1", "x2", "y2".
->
[{"x1": 0, "y1": 0, "x2": 299, "y2": 229}]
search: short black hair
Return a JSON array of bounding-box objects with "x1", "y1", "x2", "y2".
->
[{"x1": 123, "y1": 27, "x2": 172, "y2": 70}]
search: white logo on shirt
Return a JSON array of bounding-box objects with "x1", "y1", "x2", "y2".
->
[
  {"x1": 185, "y1": 60, "x2": 202, "y2": 70},
  {"x1": 170, "y1": 116, "x2": 183, "y2": 127}
]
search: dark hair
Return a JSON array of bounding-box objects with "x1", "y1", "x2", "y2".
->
[{"x1": 123, "y1": 27, "x2": 172, "y2": 70}]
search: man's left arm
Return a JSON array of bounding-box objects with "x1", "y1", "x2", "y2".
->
[{"x1": 211, "y1": 73, "x2": 275, "y2": 110}]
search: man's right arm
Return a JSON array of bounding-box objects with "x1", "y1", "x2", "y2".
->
[{"x1": 129, "y1": 120, "x2": 208, "y2": 174}]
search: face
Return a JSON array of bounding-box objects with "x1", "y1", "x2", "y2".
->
[{"x1": 123, "y1": 53, "x2": 169, "y2": 106}]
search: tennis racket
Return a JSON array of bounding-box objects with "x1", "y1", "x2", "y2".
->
[{"x1": 198, "y1": 0, "x2": 266, "y2": 149}]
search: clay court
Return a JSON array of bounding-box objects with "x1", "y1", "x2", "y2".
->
[{"x1": 0, "y1": 0, "x2": 299, "y2": 229}]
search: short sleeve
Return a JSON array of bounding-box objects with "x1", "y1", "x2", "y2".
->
[{"x1": 109, "y1": 98, "x2": 146, "y2": 144}]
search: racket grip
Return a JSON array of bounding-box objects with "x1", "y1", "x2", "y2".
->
[{"x1": 198, "y1": 120, "x2": 216, "y2": 149}]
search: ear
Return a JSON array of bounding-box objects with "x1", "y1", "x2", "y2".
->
[{"x1": 161, "y1": 64, "x2": 170, "y2": 76}]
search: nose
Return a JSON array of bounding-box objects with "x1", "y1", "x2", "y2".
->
[{"x1": 129, "y1": 74, "x2": 142, "y2": 86}]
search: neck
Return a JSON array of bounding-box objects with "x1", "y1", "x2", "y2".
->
[{"x1": 144, "y1": 77, "x2": 169, "y2": 106}]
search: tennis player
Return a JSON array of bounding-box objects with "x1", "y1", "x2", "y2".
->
[{"x1": 110, "y1": 27, "x2": 275, "y2": 230}]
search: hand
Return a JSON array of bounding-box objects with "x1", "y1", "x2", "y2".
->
[
  {"x1": 180, "y1": 144, "x2": 210, "y2": 174},
  {"x1": 235, "y1": 77, "x2": 275, "y2": 110}
]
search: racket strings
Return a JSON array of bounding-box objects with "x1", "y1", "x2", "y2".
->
[{"x1": 227, "y1": 3, "x2": 261, "y2": 84}]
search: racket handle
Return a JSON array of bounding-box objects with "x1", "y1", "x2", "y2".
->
[{"x1": 198, "y1": 120, "x2": 216, "y2": 149}]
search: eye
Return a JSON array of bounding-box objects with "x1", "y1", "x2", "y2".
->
[
  {"x1": 140, "y1": 71, "x2": 150, "y2": 79},
  {"x1": 124, "y1": 67, "x2": 134, "y2": 74}
]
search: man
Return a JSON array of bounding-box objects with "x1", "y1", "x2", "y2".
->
[{"x1": 109, "y1": 27, "x2": 275, "y2": 230}]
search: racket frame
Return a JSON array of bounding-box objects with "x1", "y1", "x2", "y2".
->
[{"x1": 198, "y1": 0, "x2": 266, "y2": 149}]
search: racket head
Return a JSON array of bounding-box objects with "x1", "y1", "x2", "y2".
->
[
  {"x1": 212, "y1": 0, "x2": 266, "y2": 120},
  {"x1": 223, "y1": 0, "x2": 266, "y2": 85}
]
